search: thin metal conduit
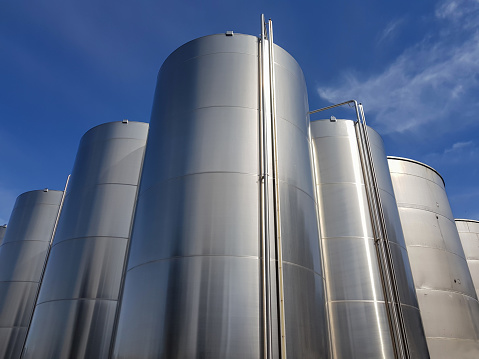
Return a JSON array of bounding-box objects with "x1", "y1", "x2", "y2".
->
[
  {"x1": 355, "y1": 104, "x2": 410, "y2": 359},
  {"x1": 20, "y1": 174, "x2": 70, "y2": 358},
  {"x1": 260, "y1": 14, "x2": 273, "y2": 359},
  {"x1": 354, "y1": 112, "x2": 405, "y2": 359},
  {"x1": 268, "y1": 18, "x2": 287, "y2": 359}
]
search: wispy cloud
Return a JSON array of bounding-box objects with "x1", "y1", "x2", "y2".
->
[
  {"x1": 377, "y1": 18, "x2": 405, "y2": 44},
  {"x1": 318, "y1": 0, "x2": 479, "y2": 135},
  {"x1": 425, "y1": 140, "x2": 479, "y2": 164}
]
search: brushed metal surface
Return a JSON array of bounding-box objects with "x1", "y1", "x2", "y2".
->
[
  {"x1": 113, "y1": 33, "x2": 328, "y2": 358},
  {"x1": 23, "y1": 121, "x2": 148, "y2": 359},
  {"x1": 279, "y1": 183, "x2": 322, "y2": 274},
  {"x1": 401, "y1": 305, "x2": 430, "y2": 358},
  {"x1": 22, "y1": 299, "x2": 117, "y2": 359},
  {"x1": 113, "y1": 257, "x2": 261, "y2": 359},
  {"x1": 312, "y1": 119, "x2": 426, "y2": 358},
  {"x1": 389, "y1": 157, "x2": 479, "y2": 357},
  {"x1": 328, "y1": 301, "x2": 394, "y2": 358},
  {"x1": 0, "y1": 190, "x2": 63, "y2": 359},
  {"x1": 416, "y1": 289, "x2": 479, "y2": 341},
  {"x1": 322, "y1": 236, "x2": 384, "y2": 302},
  {"x1": 276, "y1": 118, "x2": 315, "y2": 198},
  {"x1": 0, "y1": 240, "x2": 49, "y2": 282},
  {"x1": 2, "y1": 192, "x2": 63, "y2": 245},
  {"x1": 127, "y1": 173, "x2": 260, "y2": 269},
  {"x1": 139, "y1": 107, "x2": 259, "y2": 191},
  {"x1": 0, "y1": 328, "x2": 27, "y2": 359},
  {"x1": 54, "y1": 184, "x2": 138, "y2": 242},
  {"x1": 37, "y1": 237, "x2": 128, "y2": 302},
  {"x1": 456, "y1": 219, "x2": 479, "y2": 301},
  {"x1": 0, "y1": 282, "x2": 37, "y2": 327},
  {"x1": 0, "y1": 225, "x2": 6, "y2": 244},
  {"x1": 283, "y1": 263, "x2": 328, "y2": 358}
]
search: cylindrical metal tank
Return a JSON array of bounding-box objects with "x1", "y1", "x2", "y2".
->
[
  {"x1": 311, "y1": 119, "x2": 428, "y2": 358},
  {"x1": 0, "y1": 225, "x2": 6, "y2": 244},
  {"x1": 0, "y1": 189, "x2": 63, "y2": 359},
  {"x1": 22, "y1": 121, "x2": 149, "y2": 358},
  {"x1": 388, "y1": 157, "x2": 479, "y2": 358},
  {"x1": 455, "y1": 219, "x2": 479, "y2": 303},
  {"x1": 112, "y1": 33, "x2": 329, "y2": 358}
]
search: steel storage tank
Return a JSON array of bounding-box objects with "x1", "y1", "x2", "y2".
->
[
  {"x1": 311, "y1": 119, "x2": 428, "y2": 358},
  {"x1": 112, "y1": 31, "x2": 329, "y2": 358},
  {"x1": 22, "y1": 121, "x2": 149, "y2": 358},
  {"x1": 0, "y1": 225, "x2": 6, "y2": 244},
  {"x1": 0, "y1": 189, "x2": 63, "y2": 359},
  {"x1": 455, "y1": 219, "x2": 479, "y2": 302},
  {"x1": 388, "y1": 157, "x2": 479, "y2": 358}
]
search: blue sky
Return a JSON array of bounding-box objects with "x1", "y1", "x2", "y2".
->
[{"x1": 1, "y1": 0, "x2": 478, "y2": 224}]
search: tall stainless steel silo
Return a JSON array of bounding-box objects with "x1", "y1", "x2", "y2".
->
[
  {"x1": 455, "y1": 219, "x2": 479, "y2": 301},
  {"x1": 112, "y1": 26, "x2": 329, "y2": 359},
  {"x1": 388, "y1": 157, "x2": 479, "y2": 358},
  {"x1": 0, "y1": 189, "x2": 63, "y2": 359},
  {"x1": 311, "y1": 119, "x2": 428, "y2": 358},
  {"x1": 0, "y1": 225, "x2": 6, "y2": 243},
  {"x1": 22, "y1": 121, "x2": 149, "y2": 359}
]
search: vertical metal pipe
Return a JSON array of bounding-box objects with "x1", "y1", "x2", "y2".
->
[
  {"x1": 260, "y1": 13, "x2": 272, "y2": 359},
  {"x1": 267, "y1": 18, "x2": 287, "y2": 359},
  {"x1": 354, "y1": 103, "x2": 410, "y2": 359}
]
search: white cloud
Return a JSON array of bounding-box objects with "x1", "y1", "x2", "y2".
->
[
  {"x1": 317, "y1": 0, "x2": 479, "y2": 135},
  {"x1": 377, "y1": 18, "x2": 404, "y2": 44},
  {"x1": 425, "y1": 140, "x2": 478, "y2": 165}
]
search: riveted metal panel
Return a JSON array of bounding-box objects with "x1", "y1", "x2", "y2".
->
[
  {"x1": 23, "y1": 121, "x2": 148, "y2": 359},
  {"x1": 456, "y1": 219, "x2": 479, "y2": 303},
  {"x1": 389, "y1": 157, "x2": 479, "y2": 357},
  {"x1": 416, "y1": 289, "x2": 479, "y2": 341},
  {"x1": 0, "y1": 189, "x2": 62, "y2": 359}
]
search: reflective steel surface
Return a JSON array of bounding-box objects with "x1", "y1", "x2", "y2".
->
[
  {"x1": 455, "y1": 219, "x2": 479, "y2": 301},
  {"x1": 0, "y1": 190, "x2": 63, "y2": 359},
  {"x1": 0, "y1": 225, "x2": 6, "y2": 244},
  {"x1": 22, "y1": 121, "x2": 148, "y2": 359},
  {"x1": 389, "y1": 157, "x2": 479, "y2": 358},
  {"x1": 312, "y1": 119, "x2": 428, "y2": 358},
  {"x1": 113, "y1": 34, "x2": 329, "y2": 358}
]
